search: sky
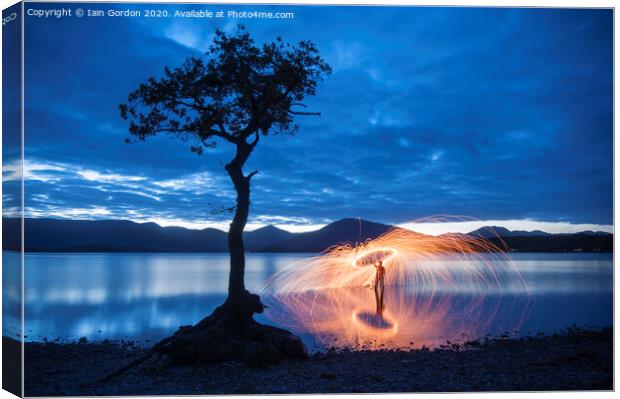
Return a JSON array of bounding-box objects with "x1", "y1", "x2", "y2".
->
[{"x1": 5, "y1": 4, "x2": 613, "y2": 234}]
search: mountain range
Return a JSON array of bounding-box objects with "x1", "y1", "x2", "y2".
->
[{"x1": 2, "y1": 218, "x2": 613, "y2": 253}]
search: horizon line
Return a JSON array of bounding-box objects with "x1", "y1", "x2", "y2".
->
[{"x1": 9, "y1": 216, "x2": 614, "y2": 236}]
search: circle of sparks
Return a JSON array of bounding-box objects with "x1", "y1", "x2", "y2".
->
[
  {"x1": 262, "y1": 223, "x2": 530, "y2": 351},
  {"x1": 352, "y1": 247, "x2": 397, "y2": 269}
]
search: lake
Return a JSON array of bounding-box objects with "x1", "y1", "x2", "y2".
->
[{"x1": 2, "y1": 252, "x2": 613, "y2": 350}]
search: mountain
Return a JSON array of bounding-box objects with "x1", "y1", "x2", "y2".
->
[
  {"x1": 260, "y1": 218, "x2": 395, "y2": 253},
  {"x1": 467, "y1": 226, "x2": 513, "y2": 238},
  {"x1": 1, "y1": 218, "x2": 296, "y2": 253},
  {"x1": 3, "y1": 218, "x2": 227, "y2": 252},
  {"x1": 467, "y1": 225, "x2": 612, "y2": 239},
  {"x1": 487, "y1": 234, "x2": 612, "y2": 253},
  {"x1": 244, "y1": 225, "x2": 294, "y2": 251},
  {"x1": 466, "y1": 225, "x2": 612, "y2": 252},
  {"x1": 467, "y1": 226, "x2": 552, "y2": 238},
  {"x1": 568, "y1": 230, "x2": 612, "y2": 237},
  {"x1": 1, "y1": 218, "x2": 613, "y2": 253},
  {"x1": 511, "y1": 230, "x2": 553, "y2": 237}
]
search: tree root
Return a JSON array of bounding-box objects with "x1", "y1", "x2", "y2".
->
[{"x1": 97, "y1": 292, "x2": 307, "y2": 384}]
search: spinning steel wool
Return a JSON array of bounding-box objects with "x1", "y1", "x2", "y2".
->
[{"x1": 262, "y1": 226, "x2": 529, "y2": 350}]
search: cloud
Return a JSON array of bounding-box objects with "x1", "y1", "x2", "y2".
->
[
  {"x1": 153, "y1": 171, "x2": 229, "y2": 196},
  {"x1": 328, "y1": 40, "x2": 368, "y2": 71},
  {"x1": 163, "y1": 22, "x2": 213, "y2": 52},
  {"x1": 3, "y1": 160, "x2": 67, "y2": 183},
  {"x1": 19, "y1": 6, "x2": 612, "y2": 228},
  {"x1": 91, "y1": 186, "x2": 162, "y2": 202},
  {"x1": 77, "y1": 170, "x2": 147, "y2": 183},
  {"x1": 26, "y1": 206, "x2": 113, "y2": 219}
]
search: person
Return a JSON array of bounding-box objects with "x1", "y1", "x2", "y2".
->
[
  {"x1": 373, "y1": 260, "x2": 386, "y2": 316},
  {"x1": 374, "y1": 260, "x2": 386, "y2": 289}
]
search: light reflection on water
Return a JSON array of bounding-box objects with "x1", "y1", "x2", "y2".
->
[{"x1": 2, "y1": 252, "x2": 612, "y2": 350}]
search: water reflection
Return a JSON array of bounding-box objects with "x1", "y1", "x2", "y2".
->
[
  {"x1": 0, "y1": 252, "x2": 612, "y2": 350},
  {"x1": 2, "y1": 251, "x2": 22, "y2": 338},
  {"x1": 264, "y1": 286, "x2": 532, "y2": 350}
]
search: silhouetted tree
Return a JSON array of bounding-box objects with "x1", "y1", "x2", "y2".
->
[{"x1": 120, "y1": 26, "x2": 331, "y2": 324}]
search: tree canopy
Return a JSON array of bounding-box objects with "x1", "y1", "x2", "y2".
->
[{"x1": 119, "y1": 26, "x2": 332, "y2": 155}]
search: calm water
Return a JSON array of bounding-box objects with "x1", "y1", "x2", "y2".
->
[{"x1": 2, "y1": 252, "x2": 613, "y2": 349}]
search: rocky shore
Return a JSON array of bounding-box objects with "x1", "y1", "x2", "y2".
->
[{"x1": 17, "y1": 326, "x2": 613, "y2": 396}]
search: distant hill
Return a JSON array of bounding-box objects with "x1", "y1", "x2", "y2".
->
[
  {"x1": 3, "y1": 218, "x2": 287, "y2": 252},
  {"x1": 260, "y1": 218, "x2": 395, "y2": 253},
  {"x1": 244, "y1": 225, "x2": 294, "y2": 251},
  {"x1": 1, "y1": 218, "x2": 613, "y2": 253},
  {"x1": 467, "y1": 225, "x2": 611, "y2": 239},
  {"x1": 3, "y1": 218, "x2": 227, "y2": 252},
  {"x1": 484, "y1": 234, "x2": 613, "y2": 253},
  {"x1": 467, "y1": 226, "x2": 552, "y2": 238},
  {"x1": 466, "y1": 225, "x2": 612, "y2": 252}
]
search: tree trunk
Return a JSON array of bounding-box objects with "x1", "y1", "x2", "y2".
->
[
  {"x1": 223, "y1": 142, "x2": 262, "y2": 320},
  {"x1": 227, "y1": 165, "x2": 249, "y2": 299},
  {"x1": 100, "y1": 141, "x2": 307, "y2": 372}
]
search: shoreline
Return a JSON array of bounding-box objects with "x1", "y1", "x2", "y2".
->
[
  {"x1": 4, "y1": 250, "x2": 614, "y2": 254},
  {"x1": 11, "y1": 326, "x2": 613, "y2": 395}
]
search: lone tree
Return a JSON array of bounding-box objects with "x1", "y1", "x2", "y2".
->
[{"x1": 119, "y1": 26, "x2": 331, "y2": 364}]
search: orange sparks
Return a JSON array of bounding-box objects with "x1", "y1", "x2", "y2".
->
[{"x1": 262, "y1": 222, "x2": 530, "y2": 351}]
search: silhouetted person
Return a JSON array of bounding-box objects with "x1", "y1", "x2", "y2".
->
[{"x1": 373, "y1": 260, "x2": 386, "y2": 317}]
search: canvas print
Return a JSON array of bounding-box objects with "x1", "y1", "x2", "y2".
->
[{"x1": 1, "y1": 1, "x2": 613, "y2": 396}]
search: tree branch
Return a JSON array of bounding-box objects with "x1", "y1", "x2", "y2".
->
[
  {"x1": 210, "y1": 203, "x2": 238, "y2": 215},
  {"x1": 172, "y1": 98, "x2": 206, "y2": 111},
  {"x1": 289, "y1": 110, "x2": 321, "y2": 116},
  {"x1": 215, "y1": 123, "x2": 238, "y2": 143},
  {"x1": 153, "y1": 126, "x2": 193, "y2": 134},
  {"x1": 212, "y1": 129, "x2": 237, "y2": 143},
  {"x1": 249, "y1": 131, "x2": 260, "y2": 148},
  {"x1": 246, "y1": 170, "x2": 259, "y2": 180}
]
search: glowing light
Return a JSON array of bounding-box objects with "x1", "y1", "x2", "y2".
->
[
  {"x1": 352, "y1": 307, "x2": 399, "y2": 337},
  {"x1": 262, "y1": 224, "x2": 530, "y2": 351},
  {"x1": 352, "y1": 247, "x2": 397, "y2": 269}
]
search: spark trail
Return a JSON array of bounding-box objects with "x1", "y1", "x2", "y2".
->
[{"x1": 262, "y1": 223, "x2": 530, "y2": 350}]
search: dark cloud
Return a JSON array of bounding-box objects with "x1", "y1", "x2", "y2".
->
[{"x1": 18, "y1": 5, "x2": 612, "y2": 228}]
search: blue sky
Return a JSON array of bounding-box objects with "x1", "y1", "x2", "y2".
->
[{"x1": 8, "y1": 4, "x2": 613, "y2": 233}]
